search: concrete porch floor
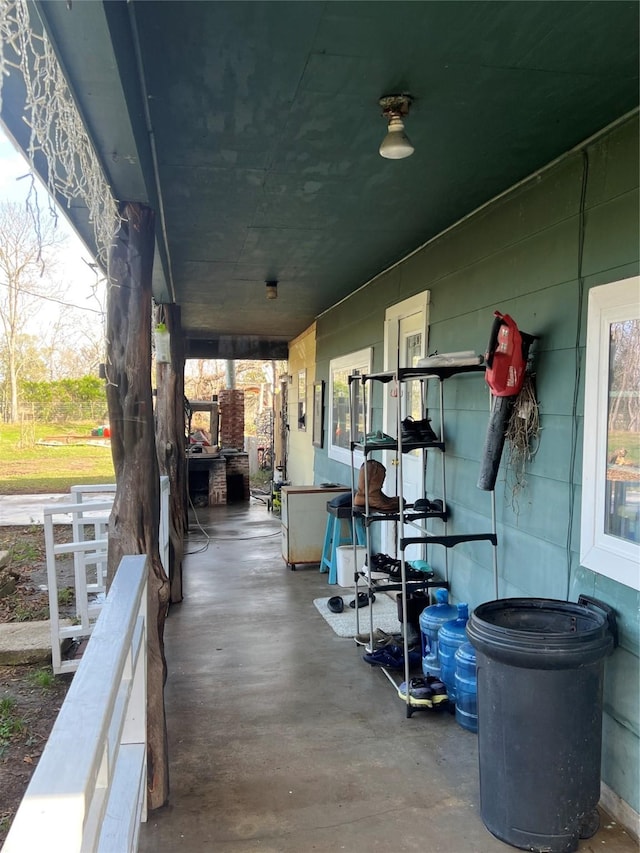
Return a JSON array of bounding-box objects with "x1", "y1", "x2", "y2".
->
[{"x1": 138, "y1": 500, "x2": 636, "y2": 853}]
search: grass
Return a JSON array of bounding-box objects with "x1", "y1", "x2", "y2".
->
[
  {"x1": 57, "y1": 587, "x2": 74, "y2": 607},
  {"x1": 5, "y1": 539, "x2": 40, "y2": 565},
  {"x1": 28, "y1": 668, "x2": 56, "y2": 690},
  {"x1": 0, "y1": 698, "x2": 25, "y2": 744},
  {"x1": 0, "y1": 421, "x2": 115, "y2": 495},
  {"x1": 6, "y1": 597, "x2": 49, "y2": 622},
  {"x1": 608, "y1": 429, "x2": 640, "y2": 466}
]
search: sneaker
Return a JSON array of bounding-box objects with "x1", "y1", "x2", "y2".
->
[
  {"x1": 400, "y1": 416, "x2": 439, "y2": 445},
  {"x1": 354, "y1": 628, "x2": 400, "y2": 648},
  {"x1": 365, "y1": 553, "x2": 401, "y2": 580},
  {"x1": 363, "y1": 644, "x2": 422, "y2": 670},
  {"x1": 364, "y1": 430, "x2": 396, "y2": 446},
  {"x1": 369, "y1": 555, "x2": 426, "y2": 582},
  {"x1": 426, "y1": 675, "x2": 448, "y2": 706},
  {"x1": 363, "y1": 645, "x2": 404, "y2": 670},
  {"x1": 417, "y1": 419, "x2": 439, "y2": 443},
  {"x1": 400, "y1": 417, "x2": 422, "y2": 444},
  {"x1": 397, "y1": 678, "x2": 434, "y2": 708},
  {"x1": 412, "y1": 498, "x2": 444, "y2": 514}
]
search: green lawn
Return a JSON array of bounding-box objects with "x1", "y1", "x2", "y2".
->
[
  {"x1": 608, "y1": 429, "x2": 640, "y2": 466},
  {"x1": 0, "y1": 422, "x2": 115, "y2": 495}
]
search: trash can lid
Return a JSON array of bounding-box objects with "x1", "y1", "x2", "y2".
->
[{"x1": 466, "y1": 598, "x2": 614, "y2": 669}]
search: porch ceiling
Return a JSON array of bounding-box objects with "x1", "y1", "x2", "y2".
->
[{"x1": 3, "y1": 1, "x2": 639, "y2": 359}]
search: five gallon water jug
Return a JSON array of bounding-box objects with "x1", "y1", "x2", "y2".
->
[
  {"x1": 419, "y1": 588, "x2": 458, "y2": 678},
  {"x1": 438, "y1": 603, "x2": 469, "y2": 704},
  {"x1": 454, "y1": 641, "x2": 477, "y2": 733}
]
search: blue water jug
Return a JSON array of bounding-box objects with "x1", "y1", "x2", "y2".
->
[
  {"x1": 438, "y1": 603, "x2": 469, "y2": 704},
  {"x1": 454, "y1": 641, "x2": 477, "y2": 733},
  {"x1": 418, "y1": 588, "x2": 458, "y2": 678}
]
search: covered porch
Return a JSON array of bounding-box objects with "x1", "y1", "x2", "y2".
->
[
  {"x1": 138, "y1": 500, "x2": 636, "y2": 852},
  {"x1": 0, "y1": 0, "x2": 638, "y2": 847}
]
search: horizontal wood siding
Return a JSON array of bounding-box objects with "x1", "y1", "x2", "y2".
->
[{"x1": 314, "y1": 115, "x2": 640, "y2": 815}]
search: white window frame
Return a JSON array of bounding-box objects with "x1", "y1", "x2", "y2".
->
[
  {"x1": 328, "y1": 347, "x2": 372, "y2": 467},
  {"x1": 580, "y1": 276, "x2": 640, "y2": 590}
]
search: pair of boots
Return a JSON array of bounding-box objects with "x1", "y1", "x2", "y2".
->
[{"x1": 354, "y1": 459, "x2": 399, "y2": 513}]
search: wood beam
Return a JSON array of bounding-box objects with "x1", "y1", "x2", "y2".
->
[{"x1": 105, "y1": 201, "x2": 170, "y2": 810}]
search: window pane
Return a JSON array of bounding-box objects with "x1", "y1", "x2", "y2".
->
[
  {"x1": 328, "y1": 348, "x2": 371, "y2": 464},
  {"x1": 605, "y1": 318, "x2": 640, "y2": 544},
  {"x1": 404, "y1": 332, "x2": 422, "y2": 420},
  {"x1": 331, "y1": 366, "x2": 351, "y2": 449}
]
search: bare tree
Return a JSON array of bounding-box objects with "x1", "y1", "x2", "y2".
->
[
  {"x1": 46, "y1": 308, "x2": 106, "y2": 379},
  {"x1": 0, "y1": 201, "x2": 63, "y2": 421}
]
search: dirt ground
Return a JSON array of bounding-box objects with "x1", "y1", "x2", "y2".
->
[{"x1": 0, "y1": 525, "x2": 76, "y2": 845}]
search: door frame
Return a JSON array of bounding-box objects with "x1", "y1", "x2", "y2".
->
[
  {"x1": 382, "y1": 291, "x2": 430, "y2": 555},
  {"x1": 383, "y1": 291, "x2": 430, "y2": 375}
]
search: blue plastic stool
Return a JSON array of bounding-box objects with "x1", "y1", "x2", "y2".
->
[{"x1": 320, "y1": 501, "x2": 365, "y2": 584}]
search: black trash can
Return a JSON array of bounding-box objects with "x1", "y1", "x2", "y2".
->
[{"x1": 466, "y1": 597, "x2": 615, "y2": 853}]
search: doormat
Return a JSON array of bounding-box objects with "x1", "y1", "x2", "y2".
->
[{"x1": 313, "y1": 593, "x2": 402, "y2": 638}]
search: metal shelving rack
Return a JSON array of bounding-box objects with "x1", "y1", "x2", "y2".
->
[{"x1": 348, "y1": 364, "x2": 497, "y2": 716}]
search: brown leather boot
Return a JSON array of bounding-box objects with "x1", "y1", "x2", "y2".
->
[{"x1": 354, "y1": 460, "x2": 400, "y2": 513}]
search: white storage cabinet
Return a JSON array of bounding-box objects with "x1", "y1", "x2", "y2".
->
[{"x1": 280, "y1": 484, "x2": 349, "y2": 569}]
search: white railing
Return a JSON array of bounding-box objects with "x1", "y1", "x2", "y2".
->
[
  {"x1": 70, "y1": 482, "x2": 169, "y2": 576},
  {"x1": 3, "y1": 554, "x2": 148, "y2": 853},
  {"x1": 44, "y1": 499, "x2": 112, "y2": 675},
  {"x1": 45, "y1": 479, "x2": 169, "y2": 674}
]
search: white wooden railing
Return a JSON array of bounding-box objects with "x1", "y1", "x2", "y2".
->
[
  {"x1": 45, "y1": 479, "x2": 169, "y2": 674},
  {"x1": 71, "y1": 481, "x2": 169, "y2": 578},
  {"x1": 44, "y1": 498, "x2": 112, "y2": 674},
  {"x1": 3, "y1": 554, "x2": 148, "y2": 853}
]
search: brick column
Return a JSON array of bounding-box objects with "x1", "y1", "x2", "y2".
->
[{"x1": 219, "y1": 389, "x2": 245, "y2": 450}]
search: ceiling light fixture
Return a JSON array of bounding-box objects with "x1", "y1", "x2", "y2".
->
[
  {"x1": 378, "y1": 94, "x2": 414, "y2": 160},
  {"x1": 265, "y1": 280, "x2": 278, "y2": 300}
]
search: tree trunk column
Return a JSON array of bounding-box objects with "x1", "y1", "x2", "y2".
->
[
  {"x1": 155, "y1": 302, "x2": 187, "y2": 604},
  {"x1": 105, "y1": 201, "x2": 170, "y2": 809}
]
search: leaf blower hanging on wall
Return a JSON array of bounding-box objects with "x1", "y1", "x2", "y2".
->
[{"x1": 477, "y1": 312, "x2": 537, "y2": 491}]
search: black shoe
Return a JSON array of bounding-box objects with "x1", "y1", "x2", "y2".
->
[
  {"x1": 413, "y1": 498, "x2": 444, "y2": 514},
  {"x1": 349, "y1": 592, "x2": 376, "y2": 609},
  {"x1": 401, "y1": 416, "x2": 439, "y2": 444},
  {"x1": 416, "y1": 418, "x2": 439, "y2": 443},
  {"x1": 327, "y1": 596, "x2": 344, "y2": 613},
  {"x1": 400, "y1": 416, "x2": 422, "y2": 444}
]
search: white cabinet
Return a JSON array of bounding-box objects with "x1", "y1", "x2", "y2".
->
[{"x1": 281, "y1": 485, "x2": 349, "y2": 568}]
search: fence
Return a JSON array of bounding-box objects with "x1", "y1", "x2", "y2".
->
[
  {"x1": 3, "y1": 554, "x2": 148, "y2": 853},
  {"x1": 45, "y1": 479, "x2": 169, "y2": 675},
  {"x1": 1, "y1": 401, "x2": 108, "y2": 423}
]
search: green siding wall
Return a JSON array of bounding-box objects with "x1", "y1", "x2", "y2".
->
[{"x1": 314, "y1": 116, "x2": 640, "y2": 815}]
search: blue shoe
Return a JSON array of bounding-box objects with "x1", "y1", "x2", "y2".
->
[
  {"x1": 426, "y1": 675, "x2": 448, "y2": 707},
  {"x1": 398, "y1": 678, "x2": 434, "y2": 708},
  {"x1": 363, "y1": 644, "x2": 421, "y2": 670},
  {"x1": 362, "y1": 645, "x2": 404, "y2": 670}
]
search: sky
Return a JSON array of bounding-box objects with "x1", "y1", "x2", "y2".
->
[{"x1": 0, "y1": 124, "x2": 107, "y2": 328}]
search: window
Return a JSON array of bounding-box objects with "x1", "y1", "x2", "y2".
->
[
  {"x1": 297, "y1": 370, "x2": 306, "y2": 430},
  {"x1": 328, "y1": 348, "x2": 372, "y2": 465},
  {"x1": 580, "y1": 277, "x2": 640, "y2": 590}
]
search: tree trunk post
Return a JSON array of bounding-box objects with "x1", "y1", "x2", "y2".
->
[
  {"x1": 155, "y1": 302, "x2": 187, "y2": 604},
  {"x1": 105, "y1": 201, "x2": 170, "y2": 810}
]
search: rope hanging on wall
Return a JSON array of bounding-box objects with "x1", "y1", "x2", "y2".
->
[{"x1": 504, "y1": 372, "x2": 541, "y2": 513}]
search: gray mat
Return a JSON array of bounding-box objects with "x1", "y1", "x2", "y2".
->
[{"x1": 313, "y1": 593, "x2": 402, "y2": 638}]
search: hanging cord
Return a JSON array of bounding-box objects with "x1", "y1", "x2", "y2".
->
[{"x1": 565, "y1": 149, "x2": 589, "y2": 600}]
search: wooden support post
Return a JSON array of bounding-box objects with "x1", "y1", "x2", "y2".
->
[
  {"x1": 105, "y1": 202, "x2": 170, "y2": 810},
  {"x1": 155, "y1": 302, "x2": 187, "y2": 604}
]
